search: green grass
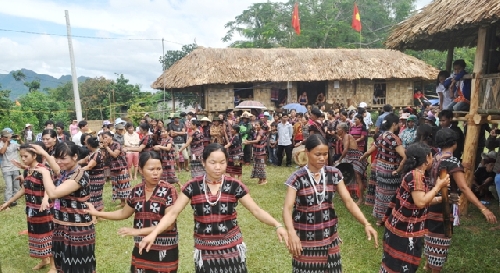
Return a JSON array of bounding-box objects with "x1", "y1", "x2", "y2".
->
[{"x1": 1, "y1": 165, "x2": 499, "y2": 272}]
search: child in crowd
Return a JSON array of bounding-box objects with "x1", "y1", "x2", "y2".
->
[{"x1": 268, "y1": 124, "x2": 278, "y2": 165}]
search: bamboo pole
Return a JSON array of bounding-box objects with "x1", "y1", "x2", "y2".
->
[
  {"x1": 446, "y1": 47, "x2": 454, "y2": 72},
  {"x1": 461, "y1": 27, "x2": 489, "y2": 214}
]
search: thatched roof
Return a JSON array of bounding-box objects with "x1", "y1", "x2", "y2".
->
[
  {"x1": 151, "y1": 47, "x2": 438, "y2": 89},
  {"x1": 386, "y1": 0, "x2": 500, "y2": 51}
]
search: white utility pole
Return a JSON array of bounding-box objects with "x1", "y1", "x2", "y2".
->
[{"x1": 65, "y1": 10, "x2": 83, "y2": 121}]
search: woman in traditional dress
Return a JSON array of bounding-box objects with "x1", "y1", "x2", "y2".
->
[
  {"x1": 350, "y1": 114, "x2": 368, "y2": 152},
  {"x1": 380, "y1": 142, "x2": 450, "y2": 273},
  {"x1": 365, "y1": 132, "x2": 381, "y2": 207},
  {"x1": 139, "y1": 143, "x2": 288, "y2": 273},
  {"x1": 335, "y1": 122, "x2": 368, "y2": 204},
  {"x1": 0, "y1": 143, "x2": 56, "y2": 272},
  {"x1": 361, "y1": 113, "x2": 406, "y2": 226},
  {"x1": 33, "y1": 141, "x2": 96, "y2": 273},
  {"x1": 81, "y1": 137, "x2": 106, "y2": 214},
  {"x1": 86, "y1": 151, "x2": 179, "y2": 273},
  {"x1": 200, "y1": 117, "x2": 211, "y2": 147},
  {"x1": 102, "y1": 131, "x2": 132, "y2": 208},
  {"x1": 283, "y1": 134, "x2": 378, "y2": 273},
  {"x1": 225, "y1": 124, "x2": 243, "y2": 179},
  {"x1": 179, "y1": 120, "x2": 205, "y2": 178},
  {"x1": 244, "y1": 121, "x2": 268, "y2": 185},
  {"x1": 154, "y1": 126, "x2": 180, "y2": 186},
  {"x1": 425, "y1": 128, "x2": 497, "y2": 272},
  {"x1": 209, "y1": 117, "x2": 225, "y2": 144}
]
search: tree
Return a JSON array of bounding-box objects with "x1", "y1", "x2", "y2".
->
[
  {"x1": 79, "y1": 77, "x2": 113, "y2": 120},
  {"x1": 223, "y1": 0, "x2": 416, "y2": 49},
  {"x1": 406, "y1": 47, "x2": 476, "y2": 72},
  {"x1": 159, "y1": 43, "x2": 198, "y2": 70},
  {"x1": 12, "y1": 70, "x2": 41, "y2": 92}
]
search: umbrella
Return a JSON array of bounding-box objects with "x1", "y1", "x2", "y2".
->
[
  {"x1": 235, "y1": 100, "x2": 267, "y2": 109},
  {"x1": 283, "y1": 103, "x2": 307, "y2": 113}
]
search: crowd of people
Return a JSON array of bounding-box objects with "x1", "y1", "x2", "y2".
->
[{"x1": 0, "y1": 59, "x2": 500, "y2": 272}]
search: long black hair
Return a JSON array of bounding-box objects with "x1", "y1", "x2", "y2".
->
[
  {"x1": 402, "y1": 142, "x2": 431, "y2": 174},
  {"x1": 202, "y1": 143, "x2": 228, "y2": 161},
  {"x1": 138, "y1": 151, "x2": 161, "y2": 169},
  {"x1": 417, "y1": 124, "x2": 434, "y2": 146},
  {"x1": 20, "y1": 142, "x2": 46, "y2": 163},
  {"x1": 304, "y1": 134, "x2": 327, "y2": 151},
  {"x1": 435, "y1": 128, "x2": 458, "y2": 149},
  {"x1": 381, "y1": 113, "x2": 399, "y2": 132}
]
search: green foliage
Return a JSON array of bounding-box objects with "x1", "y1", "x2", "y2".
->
[
  {"x1": 159, "y1": 43, "x2": 198, "y2": 70},
  {"x1": 223, "y1": 0, "x2": 416, "y2": 49},
  {"x1": 16, "y1": 91, "x2": 71, "y2": 131},
  {"x1": 406, "y1": 47, "x2": 477, "y2": 72}
]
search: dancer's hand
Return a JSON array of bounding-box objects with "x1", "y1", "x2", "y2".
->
[
  {"x1": 481, "y1": 208, "x2": 497, "y2": 224},
  {"x1": 365, "y1": 224, "x2": 379, "y2": 248},
  {"x1": 84, "y1": 202, "x2": 98, "y2": 216},
  {"x1": 275, "y1": 226, "x2": 289, "y2": 248},
  {"x1": 138, "y1": 232, "x2": 158, "y2": 255},
  {"x1": 40, "y1": 197, "x2": 50, "y2": 212},
  {"x1": 287, "y1": 231, "x2": 302, "y2": 257},
  {"x1": 0, "y1": 203, "x2": 9, "y2": 211},
  {"x1": 118, "y1": 227, "x2": 137, "y2": 237}
]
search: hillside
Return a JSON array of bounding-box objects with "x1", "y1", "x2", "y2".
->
[{"x1": 0, "y1": 69, "x2": 88, "y2": 99}]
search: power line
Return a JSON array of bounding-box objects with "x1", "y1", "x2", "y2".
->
[{"x1": 0, "y1": 28, "x2": 184, "y2": 45}]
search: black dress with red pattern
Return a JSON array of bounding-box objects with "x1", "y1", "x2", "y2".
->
[
  {"x1": 380, "y1": 170, "x2": 429, "y2": 273},
  {"x1": 425, "y1": 153, "x2": 463, "y2": 271},
  {"x1": 285, "y1": 166, "x2": 343, "y2": 273},
  {"x1": 127, "y1": 181, "x2": 179, "y2": 273},
  {"x1": 87, "y1": 149, "x2": 105, "y2": 211},
  {"x1": 181, "y1": 176, "x2": 249, "y2": 273},
  {"x1": 107, "y1": 141, "x2": 131, "y2": 200}
]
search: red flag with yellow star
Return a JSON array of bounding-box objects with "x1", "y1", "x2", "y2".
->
[
  {"x1": 352, "y1": 3, "x2": 361, "y2": 32},
  {"x1": 291, "y1": 3, "x2": 300, "y2": 35}
]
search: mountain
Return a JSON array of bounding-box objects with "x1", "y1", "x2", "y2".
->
[{"x1": 0, "y1": 69, "x2": 89, "y2": 99}]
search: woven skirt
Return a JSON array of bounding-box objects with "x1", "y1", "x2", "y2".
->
[
  {"x1": 373, "y1": 171, "x2": 401, "y2": 219},
  {"x1": 227, "y1": 157, "x2": 242, "y2": 176},
  {"x1": 111, "y1": 169, "x2": 132, "y2": 200},
  {"x1": 250, "y1": 155, "x2": 266, "y2": 179},
  {"x1": 131, "y1": 245, "x2": 178, "y2": 273},
  {"x1": 292, "y1": 235, "x2": 342, "y2": 273},
  {"x1": 365, "y1": 161, "x2": 377, "y2": 206},
  {"x1": 27, "y1": 208, "x2": 53, "y2": 258},
  {"x1": 162, "y1": 161, "x2": 179, "y2": 184},
  {"x1": 89, "y1": 171, "x2": 105, "y2": 211},
  {"x1": 190, "y1": 160, "x2": 206, "y2": 179},
  {"x1": 380, "y1": 228, "x2": 423, "y2": 273},
  {"x1": 194, "y1": 244, "x2": 247, "y2": 273},
  {"x1": 52, "y1": 224, "x2": 96, "y2": 273}
]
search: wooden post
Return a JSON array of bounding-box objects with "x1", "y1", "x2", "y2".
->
[
  {"x1": 461, "y1": 27, "x2": 489, "y2": 214},
  {"x1": 446, "y1": 47, "x2": 454, "y2": 72}
]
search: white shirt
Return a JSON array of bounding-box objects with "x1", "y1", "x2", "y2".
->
[
  {"x1": 277, "y1": 122, "x2": 293, "y2": 146},
  {"x1": 72, "y1": 131, "x2": 83, "y2": 146},
  {"x1": 436, "y1": 83, "x2": 453, "y2": 109},
  {"x1": 364, "y1": 112, "x2": 373, "y2": 127}
]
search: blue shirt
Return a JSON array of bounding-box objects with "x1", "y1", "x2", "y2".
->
[{"x1": 375, "y1": 112, "x2": 390, "y2": 128}]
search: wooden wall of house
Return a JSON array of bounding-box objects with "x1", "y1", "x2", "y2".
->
[
  {"x1": 204, "y1": 84, "x2": 234, "y2": 112},
  {"x1": 253, "y1": 82, "x2": 290, "y2": 111},
  {"x1": 326, "y1": 79, "x2": 414, "y2": 107}
]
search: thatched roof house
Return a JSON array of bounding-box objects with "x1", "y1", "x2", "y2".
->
[
  {"x1": 385, "y1": 0, "x2": 500, "y2": 50},
  {"x1": 152, "y1": 47, "x2": 437, "y2": 89},
  {"x1": 153, "y1": 47, "x2": 438, "y2": 112}
]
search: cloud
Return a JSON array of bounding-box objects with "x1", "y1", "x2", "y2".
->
[{"x1": 0, "y1": 0, "x2": 428, "y2": 92}]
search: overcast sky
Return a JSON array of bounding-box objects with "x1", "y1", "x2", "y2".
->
[{"x1": 0, "y1": 0, "x2": 433, "y2": 92}]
